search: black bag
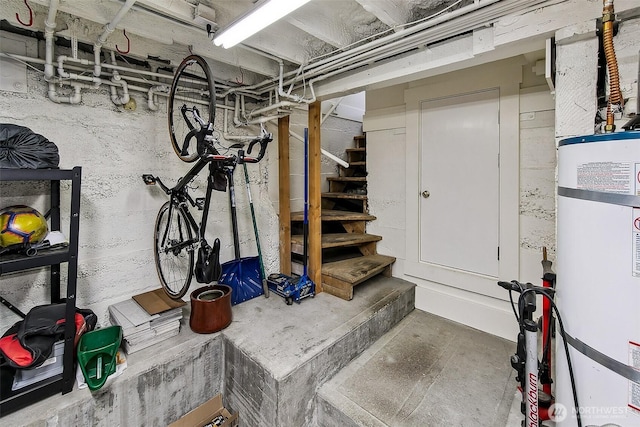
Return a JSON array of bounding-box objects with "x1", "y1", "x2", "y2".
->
[
  {"x1": 0, "y1": 124, "x2": 60, "y2": 169},
  {"x1": 195, "y1": 238, "x2": 221, "y2": 284},
  {"x1": 211, "y1": 166, "x2": 227, "y2": 192},
  {"x1": 0, "y1": 304, "x2": 96, "y2": 369}
]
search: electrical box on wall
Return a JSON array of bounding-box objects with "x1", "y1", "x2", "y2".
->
[
  {"x1": 0, "y1": 30, "x2": 39, "y2": 93},
  {"x1": 0, "y1": 32, "x2": 29, "y2": 93}
]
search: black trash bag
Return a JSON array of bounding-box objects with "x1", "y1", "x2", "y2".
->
[
  {"x1": 0, "y1": 124, "x2": 60, "y2": 169},
  {"x1": 0, "y1": 303, "x2": 96, "y2": 369},
  {"x1": 195, "y1": 238, "x2": 221, "y2": 284}
]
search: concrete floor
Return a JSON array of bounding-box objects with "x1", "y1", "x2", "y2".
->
[
  {"x1": 318, "y1": 310, "x2": 518, "y2": 426},
  {"x1": 2, "y1": 275, "x2": 527, "y2": 426}
]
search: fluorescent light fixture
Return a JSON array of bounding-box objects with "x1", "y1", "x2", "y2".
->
[{"x1": 213, "y1": 0, "x2": 311, "y2": 49}]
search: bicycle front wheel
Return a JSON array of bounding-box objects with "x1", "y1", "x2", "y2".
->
[
  {"x1": 154, "y1": 201, "x2": 194, "y2": 299},
  {"x1": 168, "y1": 55, "x2": 216, "y2": 163}
]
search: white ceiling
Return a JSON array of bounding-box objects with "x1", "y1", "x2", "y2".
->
[{"x1": 1, "y1": 1, "x2": 549, "y2": 88}]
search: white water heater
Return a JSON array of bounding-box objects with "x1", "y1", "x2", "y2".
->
[{"x1": 556, "y1": 131, "x2": 640, "y2": 427}]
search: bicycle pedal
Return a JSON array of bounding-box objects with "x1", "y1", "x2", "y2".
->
[{"x1": 195, "y1": 198, "x2": 206, "y2": 210}]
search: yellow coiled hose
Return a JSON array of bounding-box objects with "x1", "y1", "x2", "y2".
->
[{"x1": 603, "y1": 0, "x2": 623, "y2": 131}]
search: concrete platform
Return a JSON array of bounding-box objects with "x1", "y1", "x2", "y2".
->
[
  {"x1": 317, "y1": 310, "x2": 517, "y2": 427},
  {"x1": 0, "y1": 275, "x2": 415, "y2": 426},
  {"x1": 223, "y1": 275, "x2": 415, "y2": 426}
]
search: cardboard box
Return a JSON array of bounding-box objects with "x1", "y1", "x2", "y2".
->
[
  {"x1": 133, "y1": 288, "x2": 185, "y2": 315},
  {"x1": 169, "y1": 394, "x2": 238, "y2": 427}
]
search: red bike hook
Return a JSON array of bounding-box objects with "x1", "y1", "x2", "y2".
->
[
  {"x1": 16, "y1": 0, "x2": 34, "y2": 27},
  {"x1": 116, "y1": 29, "x2": 130, "y2": 54}
]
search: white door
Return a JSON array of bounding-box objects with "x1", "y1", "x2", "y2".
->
[{"x1": 419, "y1": 89, "x2": 500, "y2": 277}]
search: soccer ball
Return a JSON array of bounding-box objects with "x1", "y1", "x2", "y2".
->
[{"x1": 0, "y1": 205, "x2": 48, "y2": 248}]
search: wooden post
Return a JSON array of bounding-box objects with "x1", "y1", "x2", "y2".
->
[
  {"x1": 308, "y1": 101, "x2": 323, "y2": 293},
  {"x1": 278, "y1": 116, "x2": 291, "y2": 275}
]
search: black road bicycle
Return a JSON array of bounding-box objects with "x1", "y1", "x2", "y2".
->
[{"x1": 142, "y1": 55, "x2": 272, "y2": 299}]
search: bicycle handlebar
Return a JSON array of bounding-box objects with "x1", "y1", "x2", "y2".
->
[
  {"x1": 242, "y1": 133, "x2": 273, "y2": 163},
  {"x1": 497, "y1": 280, "x2": 555, "y2": 296}
]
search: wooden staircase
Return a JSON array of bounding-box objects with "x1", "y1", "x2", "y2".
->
[{"x1": 291, "y1": 135, "x2": 396, "y2": 300}]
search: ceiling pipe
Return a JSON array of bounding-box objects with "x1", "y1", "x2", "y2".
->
[
  {"x1": 289, "y1": 129, "x2": 349, "y2": 169},
  {"x1": 275, "y1": 0, "x2": 552, "y2": 99},
  {"x1": 224, "y1": 0, "x2": 515, "y2": 103},
  {"x1": 304, "y1": 0, "x2": 502, "y2": 76},
  {"x1": 109, "y1": 51, "x2": 130, "y2": 106},
  {"x1": 43, "y1": 0, "x2": 59, "y2": 80},
  {"x1": 238, "y1": 0, "x2": 499, "y2": 94},
  {"x1": 321, "y1": 97, "x2": 344, "y2": 124},
  {"x1": 48, "y1": 83, "x2": 81, "y2": 104},
  {"x1": 147, "y1": 85, "x2": 169, "y2": 111},
  {"x1": 94, "y1": 0, "x2": 137, "y2": 78}
]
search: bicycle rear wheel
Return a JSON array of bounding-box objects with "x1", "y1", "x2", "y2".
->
[
  {"x1": 168, "y1": 55, "x2": 216, "y2": 163},
  {"x1": 154, "y1": 201, "x2": 194, "y2": 299}
]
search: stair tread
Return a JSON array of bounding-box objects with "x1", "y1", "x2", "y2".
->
[
  {"x1": 346, "y1": 147, "x2": 366, "y2": 153},
  {"x1": 291, "y1": 233, "x2": 381, "y2": 250},
  {"x1": 327, "y1": 176, "x2": 367, "y2": 182},
  {"x1": 322, "y1": 254, "x2": 396, "y2": 285},
  {"x1": 291, "y1": 209, "x2": 375, "y2": 221},
  {"x1": 322, "y1": 192, "x2": 367, "y2": 200}
]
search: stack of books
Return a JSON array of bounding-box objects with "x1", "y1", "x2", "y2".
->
[{"x1": 108, "y1": 295, "x2": 183, "y2": 354}]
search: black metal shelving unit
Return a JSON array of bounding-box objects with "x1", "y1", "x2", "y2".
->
[{"x1": 0, "y1": 167, "x2": 81, "y2": 416}]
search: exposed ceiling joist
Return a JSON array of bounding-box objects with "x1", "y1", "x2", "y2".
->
[{"x1": 355, "y1": 0, "x2": 414, "y2": 28}]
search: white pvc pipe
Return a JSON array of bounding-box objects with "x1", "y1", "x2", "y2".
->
[
  {"x1": 57, "y1": 55, "x2": 91, "y2": 78},
  {"x1": 276, "y1": 0, "x2": 546, "y2": 98},
  {"x1": 289, "y1": 130, "x2": 349, "y2": 169},
  {"x1": 147, "y1": 85, "x2": 168, "y2": 111},
  {"x1": 109, "y1": 51, "x2": 130, "y2": 105},
  {"x1": 48, "y1": 83, "x2": 81, "y2": 104},
  {"x1": 321, "y1": 98, "x2": 344, "y2": 124},
  {"x1": 94, "y1": 0, "x2": 137, "y2": 77},
  {"x1": 222, "y1": 99, "x2": 258, "y2": 142},
  {"x1": 43, "y1": 0, "x2": 59, "y2": 80}
]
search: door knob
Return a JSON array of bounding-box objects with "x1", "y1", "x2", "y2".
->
[{"x1": 421, "y1": 190, "x2": 430, "y2": 198}]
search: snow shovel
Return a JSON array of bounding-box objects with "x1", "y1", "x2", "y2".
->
[
  {"x1": 241, "y1": 151, "x2": 269, "y2": 298},
  {"x1": 219, "y1": 163, "x2": 264, "y2": 305}
]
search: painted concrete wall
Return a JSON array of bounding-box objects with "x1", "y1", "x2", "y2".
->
[
  {"x1": 266, "y1": 107, "x2": 363, "y2": 214},
  {"x1": 364, "y1": 14, "x2": 640, "y2": 339},
  {"x1": 0, "y1": 33, "x2": 359, "y2": 334}
]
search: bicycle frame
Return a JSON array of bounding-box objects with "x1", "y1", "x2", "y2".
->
[{"x1": 146, "y1": 54, "x2": 273, "y2": 299}]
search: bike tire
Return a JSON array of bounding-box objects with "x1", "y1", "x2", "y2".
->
[
  {"x1": 154, "y1": 201, "x2": 194, "y2": 299},
  {"x1": 168, "y1": 55, "x2": 216, "y2": 163}
]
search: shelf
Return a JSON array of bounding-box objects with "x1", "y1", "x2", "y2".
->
[
  {"x1": 0, "y1": 374, "x2": 63, "y2": 412},
  {"x1": 0, "y1": 168, "x2": 75, "y2": 181},
  {"x1": 0, "y1": 247, "x2": 71, "y2": 275},
  {"x1": 0, "y1": 167, "x2": 81, "y2": 417}
]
